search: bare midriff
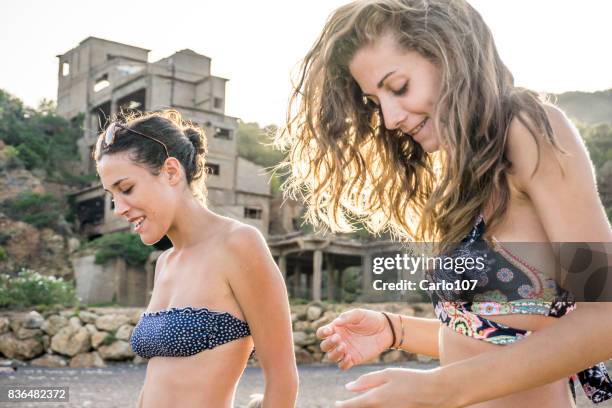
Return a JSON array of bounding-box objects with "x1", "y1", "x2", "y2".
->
[{"x1": 140, "y1": 335, "x2": 253, "y2": 408}]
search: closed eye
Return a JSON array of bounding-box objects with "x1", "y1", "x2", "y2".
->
[
  {"x1": 391, "y1": 81, "x2": 408, "y2": 96},
  {"x1": 123, "y1": 186, "x2": 133, "y2": 195}
]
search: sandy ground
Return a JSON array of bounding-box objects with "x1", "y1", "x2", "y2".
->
[{"x1": 0, "y1": 361, "x2": 609, "y2": 408}]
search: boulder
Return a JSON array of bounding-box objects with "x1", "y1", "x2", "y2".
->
[
  {"x1": 50, "y1": 326, "x2": 91, "y2": 357},
  {"x1": 0, "y1": 317, "x2": 9, "y2": 334},
  {"x1": 0, "y1": 333, "x2": 44, "y2": 359},
  {"x1": 41, "y1": 315, "x2": 68, "y2": 336},
  {"x1": 91, "y1": 332, "x2": 110, "y2": 349},
  {"x1": 95, "y1": 314, "x2": 130, "y2": 332},
  {"x1": 115, "y1": 325, "x2": 134, "y2": 341},
  {"x1": 69, "y1": 351, "x2": 106, "y2": 368},
  {"x1": 30, "y1": 354, "x2": 68, "y2": 368},
  {"x1": 97, "y1": 340, "x2": 135, "y2": 360},
  {"x1": 77, "y1": 311, "x2": 98, "y2": 325}
]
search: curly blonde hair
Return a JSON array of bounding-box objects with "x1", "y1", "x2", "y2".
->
[{"x1": 276, "y1": 0, "x2": 566, "y2": 254}]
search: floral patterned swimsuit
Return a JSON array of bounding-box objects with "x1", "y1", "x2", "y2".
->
[{"x1": 428, "y1": 214, "x2": 612, "y2": 404}]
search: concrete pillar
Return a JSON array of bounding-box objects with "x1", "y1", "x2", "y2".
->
[
  {"x1": 313, "y1": 250, "x2": 323, "y2": 301},
  {"x1": 294, "y1": 264, "x2": 302, "y2": 298},
  {"x1": 278, "y1": 254, "x2": 287, "y2": 282}
]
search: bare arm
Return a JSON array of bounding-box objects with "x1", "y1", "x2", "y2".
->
[
  {"x1": 446, "y1": 302, "x2": 612, "y2": 406},
  {"x1": 226, "y1": 225, "x2": 299, "y2": 408},
  {"x1": 451, "y1": 105, "x2": 612, "y2": 404},
  {"x1": 388, "y1": 314, "x2": 440, "y2": 358}
]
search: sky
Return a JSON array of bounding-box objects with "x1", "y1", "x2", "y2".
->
[{"x1": 0, "y1": 0, "x2": 611, "y2": 126}]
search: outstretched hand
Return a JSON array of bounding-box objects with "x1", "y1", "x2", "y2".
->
[
  {"x1": 316, "y1": 308, "x2": 393, "y2": 370},
  {"x1": 335, "y1": 367, "x2": 453, "y2": 408}
]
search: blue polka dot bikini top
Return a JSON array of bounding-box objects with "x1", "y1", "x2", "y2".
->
[{"x1": 130, "y1": 306, "x2": 251, "y2": 359}]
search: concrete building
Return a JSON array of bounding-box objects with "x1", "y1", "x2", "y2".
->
[{"x1": 58, "y1": 37, "x2": 270, "y2": 239}]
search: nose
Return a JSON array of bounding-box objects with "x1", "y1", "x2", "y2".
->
[
  {"x1": 380, "y1": 98, "x2": 408, "y2": 131},
  {"x1": 112, "y1": 197, "x2": 129, "y2": 217}
]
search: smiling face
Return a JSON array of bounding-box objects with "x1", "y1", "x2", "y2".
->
[
  {"x1": 97, "y1": 152, "x2": 175, "y2": 245},
  {"x1": 349, "y1": 33, "x2": 442, "y2": 153}
]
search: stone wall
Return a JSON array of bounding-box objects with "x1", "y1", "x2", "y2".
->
[{"x1": 0, "y1": 302, "x2": 436, "y2": 369}]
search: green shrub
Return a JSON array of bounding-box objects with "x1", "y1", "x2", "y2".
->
[
  {"x1": 0, "y1": 246, "x2": 6, "y2": 262},
  {"x1": 85, "y1": 231, "x2": 153, "y2": 266},
  {"x1": 1, "y1": 191, "x2": 63, "y2": 229},
  {"x1": 0, "y1": 269, "x2": 77, "y2": 308}
]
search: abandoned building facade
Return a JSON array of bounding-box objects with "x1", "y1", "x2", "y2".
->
[
  {"x1": 59, "y1": 38, "x2": 408, "y2": 307},
  {"x1": 57, "y1": 37, "x2": 270, "y2": 239}
]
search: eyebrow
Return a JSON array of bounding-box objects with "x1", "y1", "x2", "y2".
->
[
  {"x1": 363, "y1": 70, "x2": 397, "y2": 97},
  {"x1": 103, "y1": 177, "x2": 129, "y2": 193},
  {"x1": 377, "y1": 71, "x2": 396, "y2": 88}
]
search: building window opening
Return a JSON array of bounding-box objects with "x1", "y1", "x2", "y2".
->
[
  {"x1": 244, "y1": 207, "x2": 263, "y2": 219},
  {"x1": 214, "y1": 127, "x2": 232, "y2": 140},
  {"x1": 214, "y1": 97, "x2": 223, "y2": 109},
  {"x1": 205, "y1": 163, "x2": 220, "y2": 176},
  {"x1": 62, "y1": 62, "x2": 70, "y2": 77},
  {"x1": 93, "y1": 74, "x2": 110, "y2": 92}
]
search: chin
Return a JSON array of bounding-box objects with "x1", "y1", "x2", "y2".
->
[
  {"x1": 139, "y1": 233, "x2": 164, "y2": 246},
  {"x1": 418, "y1": 137, "x2": 440, "y2": 153}
]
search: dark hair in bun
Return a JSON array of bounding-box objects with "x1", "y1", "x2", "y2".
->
[{"x1": 93, "y1": 109, "x2": 209, "y2": 204}]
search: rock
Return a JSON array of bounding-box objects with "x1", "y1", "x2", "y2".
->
[
  {"x1": 41, "y1": 335, "x2": 50, "y2": 350},
  {"x1": 50, "y1": 326, "x2": 91, "y2": 357},
  {"x1": 293, "y1": 321, "x2": 311, "y2": 332},
  {"x1": 95, "y1": 314, "x2": 130, "y2": 332},
  {"x1": 41, "y1": 315, "x2": 68, "y2": 336},
  {"x1": 115, "y1": 325, "x2": 134, "y2": 341},
  {"x1": 78, "y1": 311, "x2": 98, "y2": 325},
  {"x1": 129, "y1": 310, "x2": 144, "y2": 325},
  {"x1": 306, "y1": 305, "x2": 323, "y2": 321},
  {"x1": 23, "y1": 311, "x2": 44, "y2": 329},
  {"x1": 97, "y1": 340, "x2": 135, "y2": 360},
  {"x1": 294, "y1": 347, "x2": 315, "y2": 364},
  {"x1": 84, "y1": 324, "x2": 98, "y2": 335},
  {"x1": 416, "y1": 354, "x2": 433, "y2": 363},
  {"x1": 31, "y1": 354, "x2": 68, "y2": 368},
  {"x1": 59, "y1": 310, "x2": 78, "y2": 319},
  {"x1": 91, "y1": 332, "x2": 110, "y2": 349},
  {"x1": 14, "y1": 327, "x2": 43, "y2": 340},
  {"x1": 69, "y1": 352, "x2": 106, "y2": 368},
  {"x1": 67, "y1": 238, "x2": 81, "y2": 254},
  {"x1": 290, "y1": 313, "x2": 299, "y2": 323},
  {"x1": 0, "y1": 333, "x2": 44, "y2": 359},
  {"x1": 132, "y1": 355, "x2": 148, "y2": 365},
  {"x1": 69, "y1": 316, "x2": 83, "y2": 329},
  {"x1": 0, "y1": 317, "x2": 9, "y2": 334},
  {"x1": 312, "y1": 314, "x2": 334, "y2": 330},
  {"x1": 293, "y1": 331, "x2": 316, "y2": 347},
  {"x1": 382, "y1": 350, "x2": 405, "y2": 363}
]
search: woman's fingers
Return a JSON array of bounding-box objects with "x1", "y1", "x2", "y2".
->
[
  {"x1": 320, "y1": 333, "x2": 342, "y2": 352},
  {"x1": 327, "y1": 342, "x2": 345, "y2": 363},
  {"x1": 316, "y1": 323, "x2": 335, "y2": 339},
  {"x1": 345, "y1": 370, "x2": 388, "y2": 392},
  {"x1": 338, "y1": 353, "x2": 353, "y2": 371},
  {"x1": 336, "y1": 309, "x2": 365, "y2": 326}
]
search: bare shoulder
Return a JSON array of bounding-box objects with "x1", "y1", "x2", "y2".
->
[
  {"x1": 217, "y1": 220, "x2": 271, "y2": 266},
  {"x1": 222, "y1": 220, "x2": 267, "y2": 251},
  {"x1": 506, "y1": 103, "x2": 594, "y2": 192}
]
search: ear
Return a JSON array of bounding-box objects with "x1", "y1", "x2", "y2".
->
[{"x1": 162, "y1": 157, "x2": 184, "y2": 187}]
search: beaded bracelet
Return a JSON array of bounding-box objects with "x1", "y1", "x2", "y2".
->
[{"x1": 381, "y1": 312, "x2": 396, "y2": 349}]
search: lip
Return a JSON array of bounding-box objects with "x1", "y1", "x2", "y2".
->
[{"x1": 405, "y1": 117, "x2": 429, "y2": 136}]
